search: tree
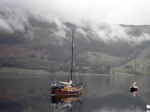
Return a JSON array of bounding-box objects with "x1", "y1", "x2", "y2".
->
[
  {"x1": 125, "y1": 65, "x2": 132, "y2": 68},
  {"x1": 106, "y1": 64, "x2": 111, "y2": 74}
]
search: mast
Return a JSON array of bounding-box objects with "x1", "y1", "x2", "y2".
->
[
  {"x1": 70, "y1": 29, "x2": 74, "y2": 80},
  {"x1": 134, "y1": 57, "x2": 136, "y2": 82}
]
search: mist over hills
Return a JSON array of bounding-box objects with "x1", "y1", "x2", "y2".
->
[{"x1": 0, "y1": 7, "x2": 150, "y2": 73}]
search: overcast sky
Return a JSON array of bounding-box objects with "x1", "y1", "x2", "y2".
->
[{"x1": 1, "y1": 0, "x2": 150, "y2": 25}]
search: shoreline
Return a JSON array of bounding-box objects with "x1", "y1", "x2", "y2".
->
[{"x1": 0, "y1": 67, "x2": 149, "y2": 76}]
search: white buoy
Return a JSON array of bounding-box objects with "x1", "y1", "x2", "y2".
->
[{"x1": 147, "y1": 105, "x2": 150, "y2": 109}]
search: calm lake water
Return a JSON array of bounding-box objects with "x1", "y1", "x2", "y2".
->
[{"x1": 0, "y1": 73, "x2": 150, "y2": 112}]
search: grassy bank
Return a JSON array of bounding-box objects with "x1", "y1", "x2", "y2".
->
[
  {"x1": 111, "y1": 57, "x2": 150, "y2": 75},
  {"x1": 0, "y1": 67, "x2": 50, "y2": 74}
]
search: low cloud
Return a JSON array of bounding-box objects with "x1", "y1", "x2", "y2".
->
[
  {"x1": 0, "y1": 6, "x2": 150, "y2": 45},
  {"x1": 0, "y1": 7, "x2": 28, "y2": 33},
  {"x1": 0, "y1": 18, "x2": 13, "y2": 33},
  {"x1": 76, "y1": 22, "x2": 150, "y2": 45}
]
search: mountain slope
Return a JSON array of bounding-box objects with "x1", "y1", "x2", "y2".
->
[{"x1": 0, "y1": 7, "x2": 150, "y2": 74}]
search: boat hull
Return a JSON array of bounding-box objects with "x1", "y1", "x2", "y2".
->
[
  {"x1": 52, "y1": 91, "x2": 83, "y2": 96},
  {"x1": 130, "y1": 87, "x2": 139, "y2": 92},
  {"x1": 51, "y1": 85, "x2": 83, "y2": 96}
]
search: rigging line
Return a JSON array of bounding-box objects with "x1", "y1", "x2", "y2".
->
[
  {"x1": 68, "y1": 72, "x2": 71, "y2": 82},
  {"x1": 74, "y1": 49, "x2": 83, "y2": 84},
  {"x1": 73, "y1": 70, "x2": 77, "y2": 86}
]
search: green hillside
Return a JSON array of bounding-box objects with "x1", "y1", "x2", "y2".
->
[
  {"x1": 0, "y1": 8, "x2": 150, "y2": 74},
  {"x1": 112, "y1": 58, "x2": 150, "y2": 75},
  {"x1": 0, "y1": 67, "x2": 49, "y2": 74}
]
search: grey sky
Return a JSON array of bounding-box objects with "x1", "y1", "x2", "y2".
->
[{"x1": 0, "y1": 0, "x2": 150, "y2": 25}]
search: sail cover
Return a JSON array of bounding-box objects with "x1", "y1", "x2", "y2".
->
[{"x1": 58, "y1": 80, "x2": 72, "y2": 87}]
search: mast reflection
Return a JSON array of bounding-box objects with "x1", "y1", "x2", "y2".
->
[
  {"x1": 51, "y1": 95, "x2": 83, "y2": 112},
  {"x1": 130, "y1": 89, "x2": 138, "y2": 112}
]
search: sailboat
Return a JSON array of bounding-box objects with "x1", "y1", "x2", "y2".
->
[
  {"x1": 51, "y1": 29, "x2": 83, "y2": 96},
  {"x1": 130, "y1": 58, "x2": 139, "y2": 93}
]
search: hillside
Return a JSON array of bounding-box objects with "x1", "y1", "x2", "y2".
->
[
  {"x1": 112, "y1": 44, "x2": 150, "y2": 75},
  {"x1": 0, "y1": 7, "x2": 150, "y2": 74},
  {"x1": 0, "y1": 45, "x2": 43, "y2": 58}
]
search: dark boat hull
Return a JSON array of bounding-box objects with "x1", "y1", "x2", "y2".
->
[
  {"x1": 130, "y1": 87, "x2": 139, "y2": 92},
  {"x1": 52, "y1": 91, "x2": 83, "y2": 96}
]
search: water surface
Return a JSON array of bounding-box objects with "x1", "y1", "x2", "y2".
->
[{"x1": 0, "y1": 73, "x2": 150, "y2": 112}]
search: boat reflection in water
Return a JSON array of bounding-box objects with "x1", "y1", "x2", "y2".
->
[
  {"x1": 51, "y1": 95, "x2": 83, "y2": 108},
  {"x1": 51, "y1": 95, "x2": 83, "y2": 111},
  {"x1": 130, "y1": 87, "x2": 139, "y2": 112}
]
